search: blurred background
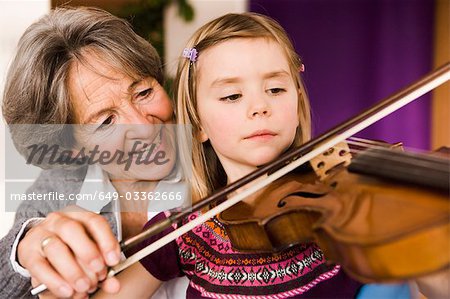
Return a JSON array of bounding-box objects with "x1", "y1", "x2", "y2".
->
[{"x1": 1, "y1": 0, "x2": 448, "y2": 237}]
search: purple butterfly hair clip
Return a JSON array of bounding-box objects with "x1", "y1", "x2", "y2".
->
[{"x1": 182, "y1": 48, "x2": 198, "y2": 62}]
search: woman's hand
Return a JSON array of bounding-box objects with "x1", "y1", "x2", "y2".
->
[
  {"x1": 18, "y1": 205, "x2": 121, "y2": 297},
  {"x1": 31, "y1": 274, "x2": 120, "y2": 298}
]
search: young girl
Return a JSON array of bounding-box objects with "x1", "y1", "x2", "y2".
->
[
  {"x1": 94, "y1": 12, "x2": 445, "y2": 299},
  {"x1": 165, "y1": 12, "x2": 363, "y2": 298}
]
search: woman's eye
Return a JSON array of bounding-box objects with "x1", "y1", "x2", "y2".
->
[
  {"x1": 220, "y1": 94, "x2": 241, "y2": 102},
  {"x1": 98, "y1": 115, "x2": 115, "y2": 130},
  {"x1": 267, "y1": 88, "x2": 286, "y2": 95},
  {"x1": 137, "y1": 88, "x2": 153, "y2": 99}
]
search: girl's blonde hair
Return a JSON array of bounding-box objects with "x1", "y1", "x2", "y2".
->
[{"x1": 175, "y1": 13, "x2": 311, "y2": 202}]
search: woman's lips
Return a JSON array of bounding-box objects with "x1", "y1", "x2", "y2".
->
[{"x1": 129, "y1": 130, "x2": 164, "y2": 156}]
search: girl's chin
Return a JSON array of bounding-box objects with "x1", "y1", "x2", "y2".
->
[{"x1": 249, "y1": 153, "x2": 281, "y2": 167}]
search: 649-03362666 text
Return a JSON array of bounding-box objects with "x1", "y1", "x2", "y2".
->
[{"x1": 9, "y1": 191, "x2": 184, "y2": 201}]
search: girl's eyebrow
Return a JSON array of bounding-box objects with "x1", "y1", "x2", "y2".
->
[
  {"x1": 210, "y1": 77, "x2": 241, "y2": 88},
  {"x1": 210, "y1": 70, "x2": 291, "y2": 88},
  {"x1": 264, "y1": 70, "x2": 291, "y2": 80}
]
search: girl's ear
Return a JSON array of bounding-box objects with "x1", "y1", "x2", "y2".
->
[{"x1": 197, "y1": 127, "x2": 209, "y2": 143}]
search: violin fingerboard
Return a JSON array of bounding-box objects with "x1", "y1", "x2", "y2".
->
[{"x1": 348, "y1": 148, "x2": 450, "y2": 191}]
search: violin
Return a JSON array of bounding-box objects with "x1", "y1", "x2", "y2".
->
[
  {"x1": 218, "y1": 139, "x2": 450, "y2": 282},
  {"x1": 31, "y1": 62, "x2": 450, "y2": 295}
]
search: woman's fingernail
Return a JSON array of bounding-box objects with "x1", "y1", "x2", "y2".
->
[
  {"x1": 98, "y1": 270, "x2": 107, "y2": 281},
  {"x1": 58, "y1": 284, "x2": 73, "y2": 297},
  {"x1": 75, "y1": 278, "x2": 90, "y2": 292},
  {"x1": 106, "y1": 251, "x2": 120, "y2": 265},
  {"x1": 90, "y1": 258, "x2": 104, "y2": 272}
]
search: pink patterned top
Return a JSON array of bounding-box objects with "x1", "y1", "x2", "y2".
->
[{"x1": 136, "y1": 211, "x2": 362, "y2": 298}]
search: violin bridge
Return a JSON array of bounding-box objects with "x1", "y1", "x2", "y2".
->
[{"x1": 310, "y1": 142, "x2": 352, "y2": 180}]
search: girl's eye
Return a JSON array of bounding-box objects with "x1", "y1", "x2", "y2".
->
[
  {"x1": 220, "y1": 94, "x2": 242, "y2": 102},
  {"x1": 98, "y1": 115, "x2": 115, "y2": 130},
  {"x1": 135, "y1": 88, "x2": 153, "y2": 101},
  {"x1": 267, "y1": 88, "x2": 286, "y2": 95}
]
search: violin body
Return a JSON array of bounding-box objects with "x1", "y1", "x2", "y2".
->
[{"x1": 219, "y1": 147, "x2": 450, "y2": 283}]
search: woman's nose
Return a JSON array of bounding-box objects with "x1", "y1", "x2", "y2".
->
[
  {"x1": 122, "y1": 104, "x2": 156, "y2": 140},
  {"x1": 122, "y1": 101, "x2": 152, "y2": 124}
]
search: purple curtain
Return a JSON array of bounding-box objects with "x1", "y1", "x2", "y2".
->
[{"x1": 250, "y1": 0, "x2": 434, "y2": 150}]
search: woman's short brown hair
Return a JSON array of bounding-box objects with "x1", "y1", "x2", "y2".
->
[{"x1": 2, "y1": 6, "x2": 163, "y2": 125}]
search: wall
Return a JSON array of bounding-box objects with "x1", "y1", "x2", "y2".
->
[
  {"x1": 164, "y1": 0, "x2": 247, "y2": 78},
  {"x1": 0, "y1": 0, "x2": 50, "y2": 238}
]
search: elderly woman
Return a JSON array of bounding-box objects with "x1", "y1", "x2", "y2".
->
[{"x1": 1, "y1": 6, "x2": 188, "y2": 298}]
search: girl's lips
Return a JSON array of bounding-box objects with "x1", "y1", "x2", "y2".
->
[
  {"x1": 244, "y1": 129, "x2": 277, "y2": 140},
  {"x1": 246, "y1": 134, "x2": 276, "y2": 141}
]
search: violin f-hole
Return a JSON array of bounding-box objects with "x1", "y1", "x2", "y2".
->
[{"x1": 277, "y1": 191, "x2": 328, "y2": 208}]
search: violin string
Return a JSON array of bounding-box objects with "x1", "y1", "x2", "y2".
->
[
  {"x1": 334, "y1": 138, "x2": 392, "y2": 155},
  {"x1": 347, "y1": 137, "x2": 393, "y2": 147},
  {"x1": 346, "y1": 137, "x2": 402, "y2": 150}
]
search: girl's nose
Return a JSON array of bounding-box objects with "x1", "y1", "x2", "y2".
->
[{"x1": 248, "y1": 96, "x2": 271, "y2": 118}]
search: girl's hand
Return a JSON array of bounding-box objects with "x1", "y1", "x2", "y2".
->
[
  {"x1": 415, "y1": 268, "x2": 450, "y2": 299},
  {"x1": 92, "y1": 263, "x2": 161, "y2": 298}
]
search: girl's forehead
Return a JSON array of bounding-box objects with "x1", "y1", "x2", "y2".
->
[
  {"x1": 197, "y1": 38, "x2": 292, "y2": 83},
  {"x1": 200, "y1": 37, "x2": 278, "y2": 58}
]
